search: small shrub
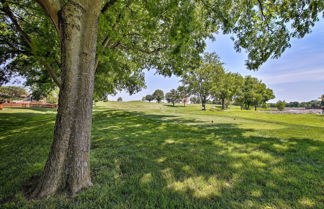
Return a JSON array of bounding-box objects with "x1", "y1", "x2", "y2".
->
[{"x1": 276, "y1": 100, "x2": 286, "y2": 111}]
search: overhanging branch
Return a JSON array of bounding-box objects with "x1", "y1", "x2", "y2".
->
[
  {"x1": 1, "y1": 0, "x2": 61, "y2": 87},
  {"x1": 35, "y1": 0, "x2": 61, "y2": 34}
]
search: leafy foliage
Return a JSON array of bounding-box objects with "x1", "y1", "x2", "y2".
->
[
  {"x1": 276, "y1": 100, "x2": 286, "y2": 111},
  {"x1": 1, "y1": 0, "x2": 323, "y2": 98},
  {"x1": 0, "y1": 86, "x2": 28, "y2": 102},
  {"x1": 181, "y1": 52, "x2": 224, "y2": 110},
  {"x1": 144, "y1": 94, "x2": 154, "y2": 102},
  {"x1": 152, "y1": 89, "x2": 164, "y2": 103},
  {"x1": 212, "y1": 72, "x2": 244, "y2": 109},
  {"x1": 165, "y1": 89, "x2": 181, "y2": 106},
  {"x1": 235, "y1": 76, "x2": 274, "y2": 110}
]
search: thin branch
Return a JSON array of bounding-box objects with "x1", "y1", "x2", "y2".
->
[
  {"x1": 257, "y1": 0, "x2": 273, "y2": 32},
  {"x1": 101, "y1": 0, "x2": 118, "y2": 13},
  {"x1": 35, "y1": 0, "x2": 61, "y2": 33}
]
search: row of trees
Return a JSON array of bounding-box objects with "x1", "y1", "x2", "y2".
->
[
  {"x1": 271, "y1": 100, "x2": 323, "y2": 108},
  {"x1": 142, "y1": 53, "x2": 275, "y2": 111},
  {"x1": 165, "y1": 86, "x2": 189, "y2": 106},
  {"x1": 179, "y1": 53, "x2": 275, "y2": 110},
  {"x1": 0, "y1": 86, "x2": 28, "y2": 102}
]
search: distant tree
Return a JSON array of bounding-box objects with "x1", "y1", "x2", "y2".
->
[
  {"x1": 117, "y1": 97, "x2": 123, "y2": 102},
  {"x1": 321, "y1": 95, "x2": 324, "y2": 114},
  {"x1": 145, "y1": 95, "x2": 154, "y2": 103},
  {"x1": 235, "y1": 76, "x2": 274, "y2": 110},
  {"x1": 0, "y1": 86, "x2": 28, "y2": 102},
  {"x1": 152, "y1": 89, "x2": 164, "y2": 103},
  {"x1": 165, "y1": 89, "x2": 181, "y2": 106},
  {"x1": 213, "y1": 72, "x2": 244, "y2": 110},
  {"x1": 276, "y1": 100, "x2": 286, "y2": 111},
  {"x1": 261, "y1": 103, "x2": 269, "y2": 109},
  {"x1": 177, "y1": 86, "x2": 190, "y2": 106},
  {"x1": 190, "y1": 96, "x2": 201, "y2": 104},
  {"x1": 181, "y1": 53, "x2": 224, "y2": 110},
  {"x1": 258, "y1": 84, "x2": 275, "y2": 110},
  {"x1": 287, "y1": 101, "x2": 300, "y2": 107}
]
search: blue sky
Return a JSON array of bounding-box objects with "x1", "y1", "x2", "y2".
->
[{"x1": 111, "y1": 18, "x2": 324, "y2": 102}]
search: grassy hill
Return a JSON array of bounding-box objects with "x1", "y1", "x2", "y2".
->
[{"x1": 1, "y1": 102, "x2": 323, "y2": 208}]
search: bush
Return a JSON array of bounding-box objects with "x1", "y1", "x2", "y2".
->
[
  {"x1": 276, "y1": 100, "x2": 286, "y2": 111},
  {"x1": 117, "y1": 97, "x2": 123, "y2": 102},
  {"x1": 262, "y1": 103, "x2": 269, "y2": 109}
]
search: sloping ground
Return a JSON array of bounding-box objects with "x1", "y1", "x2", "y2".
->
[{"x1": 0, "y1": 102, "x2": 323, "y2": 209}]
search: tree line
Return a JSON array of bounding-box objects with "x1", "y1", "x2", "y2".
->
[{"x1": 167, "y1": 53, "x2": 275, "y2": 110}]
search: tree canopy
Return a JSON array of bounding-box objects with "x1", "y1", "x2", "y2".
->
[
  {"x1": 152, "y1": 89, "x2": 164, "y2": 103},
  {"x1": 165, "y1": 89, "x2": 180, "y2": 106},
  {"x1": 0, "y1": 86, "x2": 28, "y2": 102},
  {"x1": 181, "y1": 52, "x2": 224, "y2": 110},
  {"x1": 235, "y1": 76, "x2": 275, "y2": 110},
  {"x1": 1, "y1": 0, "x2": 323, "y2": 97}
]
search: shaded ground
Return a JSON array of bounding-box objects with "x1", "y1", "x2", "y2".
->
[{"x1": 0, "y1": 103, "x2": 323, "y2": 209}]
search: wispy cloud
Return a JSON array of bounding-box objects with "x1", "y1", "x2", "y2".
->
[{"x1": 259, "y1": 68, "x2": 324, "y2": 84}]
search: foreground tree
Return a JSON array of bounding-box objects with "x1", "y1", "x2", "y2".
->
[{"x1": 1, "y1": 0, "x2": 323, "y2": 198}]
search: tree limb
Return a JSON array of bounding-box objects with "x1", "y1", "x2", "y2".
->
[
  {"x1": 101, "y1": 0, "x2": 118, "y2": 13},
  {"x1": 35, "y1": 0, "x2": 61, "y2": 33},
  {"x1": 1, "y1": 0, "x2": 61, "y2": 87}
]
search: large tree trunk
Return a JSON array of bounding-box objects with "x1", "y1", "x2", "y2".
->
[{"x1": 32, "y1": 1, "x2": 102, "y2": 198}]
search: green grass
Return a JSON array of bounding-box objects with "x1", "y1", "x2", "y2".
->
[{"x1": 1, "y1": 102, "x2": 323, "y2": 208}]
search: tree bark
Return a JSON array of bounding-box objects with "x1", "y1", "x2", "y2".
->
[
  {"x1": 32, "y1": 1, "x2": 102, "y2": 198},
  {"x1": 221, "y1": 98, "x2": 225, "y2": 110}
]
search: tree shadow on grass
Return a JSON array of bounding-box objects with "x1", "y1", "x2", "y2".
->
[
  {"x1": 0, "y1": 109, "x2": 323, "y2": 208},
  {"x1": 89, "y1": 110, "x2": 324, "y2": 208}
]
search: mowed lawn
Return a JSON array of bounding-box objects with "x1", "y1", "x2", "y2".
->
[{"x1": 0, "y1": 102, "x2": 323, "y2": 209}]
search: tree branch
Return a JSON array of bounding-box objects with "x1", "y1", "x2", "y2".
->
[
  {"x1": 101, "y1": 0, "x2": 118, "y2": 13},
  {"x1": 1, "y1": 0, "x2": 61, "y2": 87},
  {"x1": 35, "y1": 0, "x2": 61, "y2": 33},
  {"x1": 257, "y1": 0, "x2": 273, "y2": 33},
  {"x1": 1, "y1": 0, "x2": 31, "y2": 45}
]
